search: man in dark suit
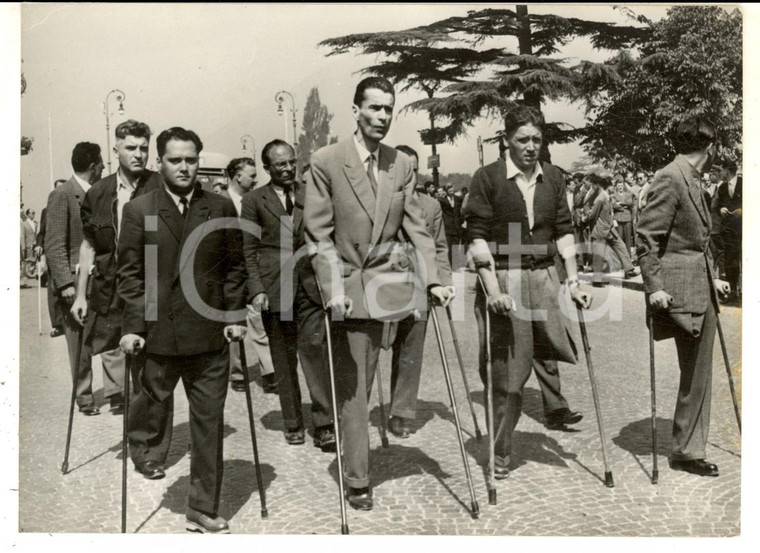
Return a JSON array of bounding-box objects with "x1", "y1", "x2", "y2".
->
[
  {"x1": 439, "y1": 183, "x2": 462, "y2": 264},
  {"x1": 45, "y1": 143, "x2": 105, "y2": 415},
  {"x1": 36, "y1": 180, "x2": 67, "y2": 334},
  {"x1": 70, "y1": 120, "x2": 170, "y2": 478},
  {"x1": 118, "y1": 127, "x2": 247, "y2": 533},
  {"x1": 637, "y1": 115, "x2": 729, "y2": 477},
  {"x1": 714, "y1": 159, "x2": 742, "y2": 303},
  {"x1": 241, "y1": 141, "x2": 336, "y2": 450},
  {"x1": 220, "y1": 157, "x2": 277, "y2": 395},
  {"x1": 386, "y1": 145, "x2": 453, "y2": 438},
  {"x1": 305, "y1": 77, "x2": 452, "y2": 510}
]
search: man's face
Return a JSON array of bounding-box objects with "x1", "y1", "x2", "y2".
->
[
  {"x1": 116, "y1": 135, "x2": 149, "y2": 175},
  {"x1": 506, "y1": 123, "x2": 541, "y2": 172},
  {"x1": 709, "y1": 167, "x2": 721, "y2": 184},
  {"x1": 158, "y1": 139, "x2": 199, "y2": 192},
  {"x1": 636, "y1": 173, "x2": 646, "y2": 186},
  {"x1": 408, "y1": 155, "x2": 419, "y2": 188},
  {"x1": 89, "y1": 156, "x2": 105, "y2": 183},
  {"x1": 27, "y1": 211, "x2": 35, "y2": 220},
  {"x1": 353, "y1": 88, "x2": 394, "y2": 143},
  {"x1": 265, "y1": 144, "x2": 297, "y2": 188},
  {"x1": 237, "y1": 163, "x2": 257, "y2": 192},
  {"x1": 720, "y1": 167, "x2": 733, "y2": 182}
]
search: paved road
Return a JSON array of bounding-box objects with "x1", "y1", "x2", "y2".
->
[{"x1": 17, "y1": 274, "x2": 741, "y2": 535}]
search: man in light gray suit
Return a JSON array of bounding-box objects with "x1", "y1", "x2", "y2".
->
[{"x1": 637, "y1": 115, "x2": 730, "y2": 477}]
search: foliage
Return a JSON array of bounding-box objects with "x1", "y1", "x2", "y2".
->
[
  {"x1": 581, "y1": 6, "x2": 742, "y2": 171},
  {"x1": 297, "y1": 86, "x2": 337, "y2": 169}
]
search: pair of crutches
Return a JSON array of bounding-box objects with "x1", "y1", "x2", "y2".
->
[
  {"x1": 647, "y1": 303, "x2": 741, "y2": 485},
  {"x1": 322, "y1": 299, "x2": 483, "y2": 534},
  {"x1": 476, "y1": 273, "x2": 615, "y2": 506}
]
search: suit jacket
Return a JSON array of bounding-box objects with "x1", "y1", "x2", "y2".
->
[
  {"x1": 714, "y1": 177, "x2": 742, "y2": 239},
  {"x1": 81, "y1": 170, "x2": 162, "y2": 314},
  {"x1": 117, "y1": 186, "x2": 247, "y2": 356},
  {"x1": 241, "y1": 182, "x2": 321, "y2": 313},
  {"x1": 305, "y1": 138, "x2": 441, "y2": 320},
  {"x1": 22, "y1": 219, "x2": 37, "y2": 255},
  {"x1": 439, "y1": 194, "x2": 462, "y2": 237},
  {"x1": 45, "y1": 176, "x2": 86, "y2": 292},
  {"x1": 612, "y1": 190, "x2": 635, "y2": 223},
  {"x1": 417, "y1": 192, "x2": 452, "y2": 287},
  {"x1": 637, "y1": 155, "x2": 716, "y2": 319},
  {"x1": 586, "y1": 189, "x2": 614, "y2": 240},
  {"x1": 35, "y1": 208, "x2": 48, "y2": 249}
]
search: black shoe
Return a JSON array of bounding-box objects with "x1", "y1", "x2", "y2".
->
[
  {"x1": 285, "y1": 427, "x2": 305, "y2": 445},
  {"x1": 347, "y1": 487, "x2": 373, "y2": 511},
  {"x1": 186, "y1": 507, "x2": 230, "y2": 534},
  {"x1": 388, "y1": 416, "x2": 411, "y2": 438},
  {"x1": 592, "y1": 282, "x2": 606, "y2": 288},
  {"x1": 50, "y1": 327, "x2": 64, "y2": 338},
  {"x1": 78, "y1": 404, "x2": 100, "y2": 416},
  {"x1": 230, "y1": 381, "x2": 247, "y2": 393},
  {"x1": 109, "y1": 393, "x2": 125, "y2": 414},
  {"x1": 545, "y1": 408, "x2": 583, "y2": 430},
  {"x1": 134, "y1": 460, "x2": 166, "y2": 480},
  {"x1": 261, "y1": 373, "x2": 278, "y2": 394},
  {"x1": 313, "y1": 425, "x2": 336, "y2": 452},
  {"x1": 669, "y1": 458, "x2": 719, "y2": 477}
]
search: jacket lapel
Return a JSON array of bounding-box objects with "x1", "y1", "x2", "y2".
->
[
  {"x1": 158, "y1": 187, "x2": 183, "y2": 243},
  {"x1": 342, "y1": 140, "x2": 376, "y2": 224},
  {"x1": 70, "y1": 177, "x2": 86, "y2": 207},
  {"x1": 371, "y1": 144, "x2": 395, "y2": 245},
  {"x1": 676, "y1": 156, "x2": 708, "y2": 225},
  {"x1": 177, "y1": 190, "x2": 211, "y2": 278},
  {"x1": 293, "y1": 185, "x2": 304, "y2": 237},
  {"x1": 262, "y1": 184, "x2": 293, "y2": 232}
]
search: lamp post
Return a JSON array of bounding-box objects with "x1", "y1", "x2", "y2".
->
[
  {"x1": 103, "y1": 89, "x2": 126, "y2": 174},
  {"x1": 275, "y1": 90, "x2": 298, "y2": 157},
  {"x1": 241, "y1": 134, "x2": 256, "y2": 162}
]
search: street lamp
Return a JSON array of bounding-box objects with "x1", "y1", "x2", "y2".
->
[
  {"x1": 274, "y1": 90, "x2": 298, "y2": 157},
  {"x1": 241, "y1": 134, "x2": 256, "y2": 161},
  {"x1": 103, "y1": 89, "x2": 126, "y2": 174}
]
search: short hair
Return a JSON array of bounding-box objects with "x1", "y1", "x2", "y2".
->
[
  {"x1": 573, "y1": 172, "x2": 585, "y2": 181},
  {"x1": 587, "y1": 173, "x2": 612, "y2": 189},
  {"x1": 156, "y1": 127, "x2": 203, "y2": 158},
  {"x1": 673, "y1": 116, "x2": 716, "y2": 154},
  {"x1": 504, "y1": 105, "x2": 545, "y2": 138},
  {"x1": 722, "y1": 158, "x2": 738, "y2": 174},
  {"x1": 25, "y1": 208, "x2": 34, "y2": 216},
  {"x1": 71, "y1": 142, "x2": 102, "y2": 173},
  {"x1": 115, "y1": 119, "x2": 152, "y2": 140},
  {"x1": 353, "y1": 77, "x2": 395, "y2": 106},
  {"x1": 261, "y1": 139, "x2": 294, "y2": 167},
  {"x1": 226, "y1": 157, "x2": 256, "y2": 180},
  {"x1": 395, "y1": 145, "x2": 418, "y2": 162}
]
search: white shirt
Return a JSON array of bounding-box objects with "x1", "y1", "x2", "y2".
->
[
  {"x1": 271, "y1": 184, "x2": 294, "y2": 215},
  {"x1": 728, "y1": 175, "x2": 738, "y2": 198},
  {"x1": 506, "y1": 155, "x2": 543, "y2": 229},
  {"x1": 227, "y1": 186, "x2": 243, "y2": 217},
  {"x1": 73, "y1": 174, "x2": 92, "y2": 194},
  {"x1": 354, "y1": 133, "x2": 379, "y2": 183},
  {"x1": 164, "y1": 185, "x2": 194, "y2": 214},
  {"x1": 115, "y1": 170, "x2": 136, "y2": 236}
]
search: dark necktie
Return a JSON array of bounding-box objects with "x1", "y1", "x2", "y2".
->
[
  {"x1": 179, "y1": 196, "x2": 189, "y2": 218},
  {"x1": 367, "y1": 154, "x2": 378, "y2": 197},
  {"x1": 284, "y1": 188, "x2": 294, "y2": 216}
]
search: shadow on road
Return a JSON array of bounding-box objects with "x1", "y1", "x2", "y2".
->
[{"x1": 613, "y1": 417, "x2": 672, "y2": 457}]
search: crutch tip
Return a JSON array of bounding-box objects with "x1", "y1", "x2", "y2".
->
[
  {"x1": 341, "y1": 524, "x2": 350, "y2": 535},
  {"x1": 261, "y1": 509, "x2": 269, "y2": 519},
  {"x1": 61, "y1": 462, "x2": 68, "y2": 475},
  {"x1": 652, "y1": 470, "x2": 659, "y2": 485},
  {"x1": 604, "y1": 472, "x2": 615, "y2": 488},
  {"x1": 471, "y1": 501, "x2": 480, "y2": 518},
  {"x1": 488, "y1": 489, "x2": 497, "y2": 505}
]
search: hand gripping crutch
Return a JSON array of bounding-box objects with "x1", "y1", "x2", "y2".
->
[
  {"x1": 576, "y1": 307, "x2": 615, "y2": 488},
  {"x1": 239, "y1": 339, "x2": 269, "y2": 518},
  {"x1": 714, "y1": 305, "x2": 742, "y2": 433},
  {"x1": 429, "y1": 303, "x2": 480, "y2": 518},
  {"x1": 445, "y1": 305, "x2": 483, "y2": 442},
  {"x1": 122, "y1": 341, "x2": 143, "y2": 532},
  {"x1": 476, "y1": 274, "x2": 497, "y2": 505},
  {"x1": 324, "y1": 310, "x2": 349, "y2": 535},
  {"x1": 61, "y1": 326, "x2": 84, "y2": 474},
  {"x1": 647, "y1": 312, "x2": 659, "y2": 484}
]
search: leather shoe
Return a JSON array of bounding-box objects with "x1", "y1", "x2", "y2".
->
[
  {"x1": 545, "y1": 408, "x2": 583, "y2": 430},
  {"x1": 78, "y1": 404, "x2": 100, "y2": 416},
  {"x1": 49, "y1": 327, "x2": 64, "y2": 338},
  {"x1": 109, "y1": 393, "x2": 125, "y2": 413},
  {"x1": 230, "y1": 381, "x2": 247, "y2": 393},
  {"x1": 388, "y1": 416, "x2": 411, "y2": 438},
  {"x1": 134, "y1": 460, "x2": 166, "y2": 480},
  {"x1": 313, "y1": 425, "x2": 336, "y2": 452},
  {"x1": 669, "y1": 458, "x2": 719, "y2": 477},
  {"x1": 347, "y1": 487, "x2": 373, "y2": 511},
  {"x1": 262, "y1": 373, "x2": 277, "y2": 394},
  {"x1": 186, "y1": 507, "x2": 230, "y2": 534},
  {"x1": 285, "y1": 427, "x2": 305, "y2": 445}
]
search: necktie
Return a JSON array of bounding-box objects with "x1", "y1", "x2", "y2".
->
[
  {"x1": 366, "y1": 154, "x2": 378, "y2": 197},
  {"x1": 179, "y1": 196, "x2": 189, "y2": 218},
  {"x1": 285, "y1": 189, "x2": 294, "y2": 216}
]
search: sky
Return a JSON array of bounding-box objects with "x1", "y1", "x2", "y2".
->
[{"x1": 21, "y1": 3, "x2": 670, "y2": 214}]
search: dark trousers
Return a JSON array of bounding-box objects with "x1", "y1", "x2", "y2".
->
[
  {"x1": 616, "y1": 220, "x2": 633, "y2": 253},
  {"x1": 670, "y1": 306, "x2": 717, "y2": 461},
  {"x1": 333, "y1": 319, "x2": 383, "y2": 488},
  {"x1": 128, "y1": 366, "x2": 175, "y2": 468},
  {"x1": 592, "y1": 231, "x2": 634, "y2": 278},
  {"x1": 47, "y1": 283, "x2": 63, "y2": 330},
  {"x1": 722, "y1": 232, "x2": 741, "y2": 295},
  {"x1": 262, "y1": 312, "x2": 301, "y2": 430},
  {"x1": 389, "y1": 314, "x2": 428, "y2": 419},
  {"x1": 531, "y1": 359, "x2": 569, "y2": 415},
  {"x1": 135, "y1": 350, "x2": 228, "y2": 515},
  {"x1": 62, "y1": 302, "x2": 94, "y2": 407}
]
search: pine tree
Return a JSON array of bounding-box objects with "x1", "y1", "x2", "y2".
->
[{"x1": 297, "y1": 86, "x2": 337, "y2": 169}]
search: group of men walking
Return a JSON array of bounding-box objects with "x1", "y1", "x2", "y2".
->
[{"x1": 35, "y1": 75, "x2": 738, "y2": 533}]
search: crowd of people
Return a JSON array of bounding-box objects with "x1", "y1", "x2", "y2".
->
[{"x1": 26, "y1": 75, "x2": 741, "y2": 533}]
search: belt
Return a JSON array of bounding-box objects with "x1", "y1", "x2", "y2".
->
[{"x1": 492, "y1": 257, "x2": 554, "y2": 271}]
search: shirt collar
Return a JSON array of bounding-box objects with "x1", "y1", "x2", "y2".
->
[
  {"x1": 729, "y1": 175, "x2": 738, "y2": 188},
  {"x1": 227, "y1": 186, "x2": 242, "y2": 203},
  {"x1": 116, "y1": 169, "x2": 136, "y2": 192},
  {"x1": 164, "y1": 184, "x2": 194, "y2": 207},
  {"x1": 354, "y1": 133, "x2": 378, "y2": 165},
  {"x1": 505, "y1": 155, "x2": 542, "y2": 182},
  {"x1": 73, "y1": 174, "x2": 92, "y2": 193}
]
